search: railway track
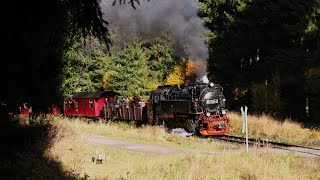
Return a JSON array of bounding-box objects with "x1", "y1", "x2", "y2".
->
[{"x1": 212, "y1": 134, "x2": 320, "y2": 157}]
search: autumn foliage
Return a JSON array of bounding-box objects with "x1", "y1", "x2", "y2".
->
[
  {"x1": 165, "y1": 59, "x2": 199, "y2": 85},
  {"x1": 185, "y1": 60, "x2": 197, "y2": 84},
  {"x1": 165, "y1": 66, "x2": 185, "y2": 85}
]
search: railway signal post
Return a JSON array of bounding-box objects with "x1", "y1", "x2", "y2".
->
[{"x1": 241, "y1": 106, "x2": 249, "y2": 153}]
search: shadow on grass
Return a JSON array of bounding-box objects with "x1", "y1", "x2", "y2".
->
[{"x1": 0, "y1": 116, "x2": 81, "y2": 179}]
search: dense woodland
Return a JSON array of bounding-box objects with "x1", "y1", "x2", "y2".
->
[
  {"x1": 0, "y1": 0, "x2": 319, "y2": 124},
  {"x1": 199, "y1": 0, "x2": 320, "y2": 123}
]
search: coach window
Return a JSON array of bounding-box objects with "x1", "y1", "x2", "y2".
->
[
  {"x1": 89, "y1": 100, "x2": 94, "y2": 109},
  {"x1": 69, "y1": 100, "x2": 73, "y2": 108},
  {"x1": 74, "y1": 100, "x2": 78, "y2": 108},
  {"x1": 64, "y1": 100, "x2": 67, "y2": 108}
]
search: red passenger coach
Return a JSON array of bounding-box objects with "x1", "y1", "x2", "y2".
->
[{"x1": 63, "y1": 91, "x2": 117, "y2": 118}]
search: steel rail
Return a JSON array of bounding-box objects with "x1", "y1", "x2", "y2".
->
[{"x1": 211, "y1": 134, "x2": 320, "y2": 157}]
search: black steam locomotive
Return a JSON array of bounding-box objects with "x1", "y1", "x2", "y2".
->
[{"x1": 149, "y1": 82, "x2": 230, "y2": 136}]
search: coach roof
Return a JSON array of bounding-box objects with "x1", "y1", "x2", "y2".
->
[{"x1": 71, "y1": 91, "x2": 118, "y2": 99}]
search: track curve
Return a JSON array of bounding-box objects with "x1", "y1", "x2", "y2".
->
[{"x1": 212, "y1": 135, "x2": 320, "y2": 157}]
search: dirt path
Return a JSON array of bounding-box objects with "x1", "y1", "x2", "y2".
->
[
  {"x1": 86, "y1": 134, "x2": 241, "y2": 155},
  {"x1": 86, "y1": 134, "x2": 320, "y2": 157}
]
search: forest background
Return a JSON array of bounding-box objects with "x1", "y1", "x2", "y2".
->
[{"x1": 1, "y1": 0, "x2": 319, "y2": 125}]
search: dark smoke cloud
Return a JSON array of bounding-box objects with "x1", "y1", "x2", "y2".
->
[{"x1": 100, "y1": 0, "x2": 208, "y2": 77}]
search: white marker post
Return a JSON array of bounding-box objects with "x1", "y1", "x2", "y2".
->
[
  {"x1": 241, "y1": 106, "x2": 249, "y2": 153},
  {"x1": 241, "y1": 107, "x2": 245, "y2": 134}
]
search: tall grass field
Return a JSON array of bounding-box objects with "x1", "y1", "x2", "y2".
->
[
  {"x1": 228, "y1": 112, "x2": 320, "y2": 146},
  {"x1": 41, "y1": 113, "x2": 319, "y2": 179},
  {"x1": 14, "y1": 113, "x2": 320, "y2": 179}
]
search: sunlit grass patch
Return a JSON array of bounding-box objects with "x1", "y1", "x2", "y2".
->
[
  {"x1": 51, "y1": 112, "x2": 320, "y2": 148},
  {"x1": 45, "y1": 122, "x2": 320, "y2": 180},
  {"x1": 229, "y1": 112, "x2": 320, "y2": 146},
  {"x1": 51, "y1": 116, "x2": 238, "y2": 151}
]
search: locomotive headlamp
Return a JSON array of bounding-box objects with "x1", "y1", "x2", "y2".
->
[
  {"x1": 222, "y1": 109, "x2": 226, "y2": 115},
  {"x1": 209, "y1": 82, "x2": 214, "y2": 87},
  {"x1": 206, "y1": 112, "x2": 211, "y2": 117}
]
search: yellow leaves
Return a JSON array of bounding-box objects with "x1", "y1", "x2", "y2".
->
[
  {"x1": 165, "y1": 59, "x2": 200, "y2": 85},
  {"x1": 165, "y1": 66, "x2": 184, "y2": 85},
  {"x1": 75, "y1": 88, "x2": 82, "y2": 92},
  {"x1": 102, "y1": 73, "x2": 112, "y2": 90},
  {"x1": 148, "y1": 81, "x2": 161, "y2": 91}
]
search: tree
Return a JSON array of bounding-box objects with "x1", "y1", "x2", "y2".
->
[
  {"x1": 0, "y1": 0, "x2": 143, "y2": 121},
  {"x1": 0, "y1": 0, "x2": 114, "y2": 119},
  {"x1": 200, "y1": 0, "x2": 318, "y2": 121},
  {"x1": 305, "y1": 68, "x2": 320, "y2": 122},
  {"x1": 165, "y1": 59, "x2": 200, "y2": 85},
  {"x1": 102, "y1": 34, "x2": 174, "y2": 97},
  {"x1": 185, "y1": 59, "x2": 198, "y2": 84},
  {"x1": 61, "y1": 37, "x2": 110, "y2": 96},
  {"x1": 102, "y1": 73, "x2": 112, "y2": 91},
  {"x1": 165, "y1": 66, "x2": 185, "y2": 86},
  {"x1": 303, "y1": 0, "x2": 320, "y2": 123},
  {"x1": 61, "y1": 27, "x2": 175, "y2": 99}
]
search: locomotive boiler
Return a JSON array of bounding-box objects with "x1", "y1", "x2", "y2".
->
[{"x1": 149, "y1": 82, "x2": 230, "y2": 136}]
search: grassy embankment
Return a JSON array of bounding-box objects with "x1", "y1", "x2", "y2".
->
[
  {"x1": 51, "y1": 116, "x2": 239, "y2": 151},
  {"x1": 42, "y1": 115, "x2": 320, "y2": 179},
  {"x1": 228, "y1": 112, "x2": 320, "y2": 146},
  {"x1": 50, "y1": 111, "x2": 320, "y2": 148}
]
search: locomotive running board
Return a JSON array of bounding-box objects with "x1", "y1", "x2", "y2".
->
[
  {"x1": 199, "y1": 120, "x2": 230, "y2": 136},
  {"x1": 199, "y1": 128, "x2": 230, "y2": 136}
]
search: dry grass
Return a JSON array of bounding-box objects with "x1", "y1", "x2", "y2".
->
[
  {"x1": 45, "y1": 119, "x2": 320, "y2": 180},
  {"x1": 21, "y1": 112, "x2": 320, "y2": 147},
  {"x1": 228, "y1": 112, "x2": 320, "y2": 146},
  {"x1": 50, "y1": 116, "x2": 239, "y2": 151}
]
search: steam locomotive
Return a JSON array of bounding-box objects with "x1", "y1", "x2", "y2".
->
[{"x1": 149, "y1": 82, "x2": 230, "y2": 136}]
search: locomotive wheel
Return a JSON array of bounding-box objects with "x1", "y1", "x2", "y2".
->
[
  {"x1": 165, "y1": 118, "x2": 176, "y2": 129},
  {"x1": 184, "y1": 119, "x2": 197, "y2": 133}
]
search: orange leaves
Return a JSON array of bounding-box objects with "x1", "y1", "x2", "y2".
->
[
  {"x1": 165, "y1": 59, "x2": 200, "y2": 85},
  {"x1": 185, "y1": 59, "x2": 197, "y2": 84}
]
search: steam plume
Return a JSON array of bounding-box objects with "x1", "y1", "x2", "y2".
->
[{"x1": 100, "y1": 0, "x2": 208, "y2": 77}]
